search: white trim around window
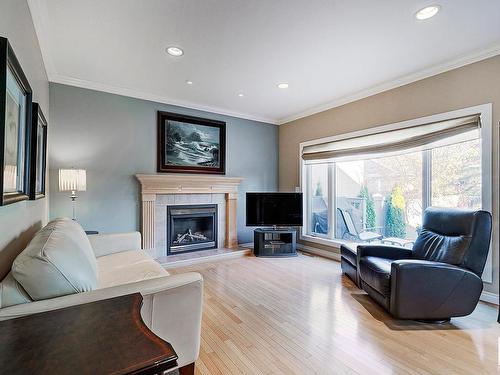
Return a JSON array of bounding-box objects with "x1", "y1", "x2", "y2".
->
[{"x1": 299, "y1": 103, "x2": 493, "y2": 283}]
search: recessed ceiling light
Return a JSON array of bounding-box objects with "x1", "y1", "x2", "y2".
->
[
  {"x1": 186, "y1": 80, "x2": 193, "y2": 85},
  {"x1": 166, "y1": 46, "x2": 184, "y2": 56},
  {"x1": 415, "y1": 5, "x2": 441, "y2": 20},
  {"x1": 277, "y1": 83, "x2": 289, "y2": 89},
  {"x1": 238, "y1": 93, "x2": 244, "y2": 97}
]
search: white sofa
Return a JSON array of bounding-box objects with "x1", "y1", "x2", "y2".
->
[{"x1": 0, "y1": 218, "x2": 203, "y2": 372}]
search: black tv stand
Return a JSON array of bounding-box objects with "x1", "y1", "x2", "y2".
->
[{"x1": 253, "y1": 228, "x2": 297, "y2": 257}]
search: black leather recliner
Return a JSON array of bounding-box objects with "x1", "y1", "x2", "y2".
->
[{"x1": 357, "y1": 207, "x2": 492, "y2": 321}]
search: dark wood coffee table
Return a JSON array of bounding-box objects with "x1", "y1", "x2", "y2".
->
[{"x1": 0, "y1": 293, "x2": 178, "y2": 375}]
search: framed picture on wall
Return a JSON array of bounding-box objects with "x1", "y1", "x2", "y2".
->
[
  {"x1": 157, "y1": 111, "x2": 226, "y2": 174},
  {"x1": 0, "y1": 37, "x2": 33, "y2": 206},
  {"x1": 29, "y1": 103, "x2": 47, "y2": 200}
]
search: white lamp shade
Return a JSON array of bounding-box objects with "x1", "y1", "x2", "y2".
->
[{"x1": 59, "y1": 169, "x2": 86, "y2": 192}]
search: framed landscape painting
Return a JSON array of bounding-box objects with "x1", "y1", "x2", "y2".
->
[
  {"x1": 157, "y1": 111, "x2": 226, "y2": 174},
  {"x1": 0, "y1": 37, "x2": 32, "y2": 206},
  {"x1": 29, "y1": 103, "x2": 47, "y2": 200}
]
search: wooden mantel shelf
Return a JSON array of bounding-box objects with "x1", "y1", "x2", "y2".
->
[{"x1": 135, "y1": 174, "x2": 243, "y2": 251}]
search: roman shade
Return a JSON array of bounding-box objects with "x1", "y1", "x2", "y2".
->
[{"x1": 302, "y1": 114, "x2": 480, "y2": 161}]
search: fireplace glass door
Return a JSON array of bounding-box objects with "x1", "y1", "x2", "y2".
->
[{"x1": 167, "y1": 205, "x2": 217, "y2": 254}]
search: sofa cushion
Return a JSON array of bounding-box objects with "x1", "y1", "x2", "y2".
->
[
  {"x1": 359, "y1": 256, "x2": 392, "y2": 297},
  {"x1": 12, "y1": 218, "x2": 98, "y2": 300},
  {"x1": 0, "y1": 272, "x2": 32, "y2": 308},
  {"x1": 97, "y1": 250, "x2": 169, "y2": 289}
]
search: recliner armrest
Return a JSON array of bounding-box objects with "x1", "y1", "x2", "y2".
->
[
  {"x1": 357, "y1": 244, "x2": 413, "y2": 261},
  {"x1": 390, "y1": 260, "x2": 483, "y2": 319}
]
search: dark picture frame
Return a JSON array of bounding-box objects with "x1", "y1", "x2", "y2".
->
[
  {"x1": 0, "y1": 37, "x2": 33, "y2": 206},
  {"x1": 29, "y1": 103, "x2": 47, "y2": 200},
  {"x1": 157, "y1": 111, "x2": 226, "y2": 174}
]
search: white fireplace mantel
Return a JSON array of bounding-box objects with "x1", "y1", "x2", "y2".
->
[{"x1": 136, "y1": 174, "x2": 243, "y2": 250}]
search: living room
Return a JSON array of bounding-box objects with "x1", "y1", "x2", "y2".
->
[{"x1": 1, "y1": 1, "x2": 500, "y2": 374}]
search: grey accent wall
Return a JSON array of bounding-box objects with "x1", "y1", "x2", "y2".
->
[
  {"x1": 0, "y1": 0, "x2": 49, "y2": 279},
  {"x1": 49, "y1": 83, "x2": 278, "y2": 244}
]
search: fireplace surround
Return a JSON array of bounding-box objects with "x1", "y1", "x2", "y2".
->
[{"x1": 136, "y1": 174, "x2": 243, "y2": 256}]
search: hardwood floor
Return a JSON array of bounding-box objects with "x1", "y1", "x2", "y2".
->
[{"x1": 169, "y1": 253, "x2": 500, "y2": 374}]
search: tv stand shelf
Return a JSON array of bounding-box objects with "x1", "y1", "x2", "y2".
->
[{"x1": 253, "y1": 228, "x2": 297, "y2": 257}]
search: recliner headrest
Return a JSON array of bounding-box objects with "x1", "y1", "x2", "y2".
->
[{"x1": 422, "y1": 207, "x2": 483, "y2": 236}]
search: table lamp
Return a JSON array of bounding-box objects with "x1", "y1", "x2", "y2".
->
[{"x1": 58, "y1": 169, "x2": 86, "y2": 220}]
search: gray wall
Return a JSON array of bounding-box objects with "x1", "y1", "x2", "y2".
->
[
  {"x1": 49, "y1": 83, "x2": 278, "y2": 243},
  {"x1": 0, "y1": 0, "x2": 49, "y2": 279}
]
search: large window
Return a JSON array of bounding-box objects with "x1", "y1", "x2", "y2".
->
[
  {"x1": 431, "y1": 138, "x2": 481, "y2": 209},
  {"x1": 335, "y1": 151, "x2": 423, "y2": 242},
  {"x1": 302, "y1": 112, "x2": 488, "y2": 248}
]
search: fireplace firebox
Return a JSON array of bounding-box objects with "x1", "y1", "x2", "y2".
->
[{"x1": 167, "y1": 205, "x2": 218, "y2": 255}]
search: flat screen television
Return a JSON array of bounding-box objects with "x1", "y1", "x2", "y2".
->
[{"x1": 246, "y1": 192, "x2": 303, "y2": 227}]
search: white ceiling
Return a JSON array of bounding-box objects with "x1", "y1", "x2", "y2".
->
[{"x1": 29, "y1": 0, "x2": 500, "y2": 124}]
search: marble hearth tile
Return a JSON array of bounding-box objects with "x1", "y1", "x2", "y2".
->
[
  {"x1": 211, "y1": 193, "x2": 225, "y2": 204},
  {"x1": 155, "y1": 205, "x2": 166, "y2": 245},
  {"x1": 155, "y1": 205, "x2": 167, "y2": 225},
  {"x1": 218, "y1": 233, "x2": 225, "y2": 248},
  {"x1": 192, "y1": 194, "x2": 212, "y2": 204},
  {"x1": 156, "y1": 195, "x2": 175, "y2": 205},
  {"x1": 173, "y1": 194, "x2": 212, "y2": 204},
  {"x1": 217, "y1": 203, "x2": 226, "y2": 218},
  {"x1": 155, "y1": 229, "x2": 166, "y2": 255},
  {"x1": 155, "y1": 239, "x2": 166, "y2": 253},
  {"x1": 155, "y1": 238, "x2": 166, "y2": 252}
]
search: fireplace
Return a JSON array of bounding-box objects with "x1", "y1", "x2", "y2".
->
[{"x1": 167, "y1": 205, "x2": 218, "y2": 255}]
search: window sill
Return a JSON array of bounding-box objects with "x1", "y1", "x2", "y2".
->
[{"x1": 300, "y1": 234, "x2": 351, "y2": 249}]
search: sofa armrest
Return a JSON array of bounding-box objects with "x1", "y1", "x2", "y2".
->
[
  {"x1": 88, "y1": 232, "x2": 142, "y2": 257},
  {"x1": 357, "y1": 244, "x2": 413, "y2": 261},
  {"x1": 0, "y1": 273, "x2": 203, "y2": 368},
  {"x1": 0, "y1": 272, "x2": 201, "y2": 318},
  {"x1": 390, "y1": 260, "x2": 483, "y2": 319}
]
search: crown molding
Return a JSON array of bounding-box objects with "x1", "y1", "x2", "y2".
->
[
  {"x1": 50, "y1": 74, "x2": 277, "y2": 124},
  {"x1": 277, "y1": 43, "x2": 500, "y2": 125}
]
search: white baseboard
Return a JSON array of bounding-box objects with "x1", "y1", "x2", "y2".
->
[
  {"x1": 480, "y1": 291, "x2": 499, "y2": 305},
  {"x1": 296, "y1": 243, "x2": 341, "y2": 261}
]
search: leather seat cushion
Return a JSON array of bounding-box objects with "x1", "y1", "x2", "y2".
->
[
  {"x1": 97, "y1": 250, "x2": 169, "y2": 289},
  {"x1": 340, "y1": 243, "x2": 358, "y2": 265},
  {"x1": 12, "y1": 218, "x2": 98, "y2": 301},
  {"x1": 359, "y1": 256, "x2": 393, "y2": 297}
]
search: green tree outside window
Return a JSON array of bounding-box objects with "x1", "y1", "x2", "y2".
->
[
  {"x1": 359, "y1": 186, "x2": 376, "y2": 230},
  {"x1": 384, "y1": 186, "x2": 406, "y2": 238}
]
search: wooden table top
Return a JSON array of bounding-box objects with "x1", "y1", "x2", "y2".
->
[{"x1": 0, "y1": 293, "x2": 178, "y2": 375}]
